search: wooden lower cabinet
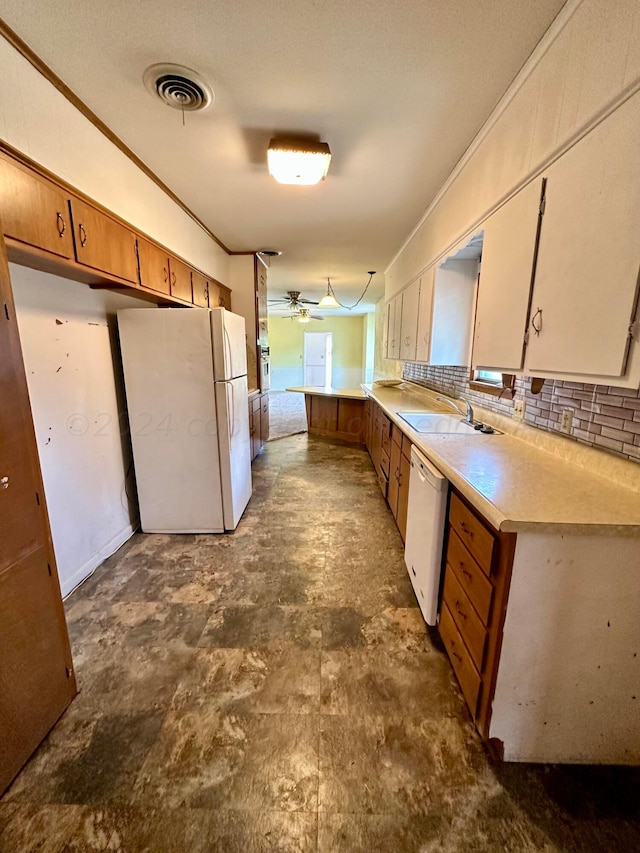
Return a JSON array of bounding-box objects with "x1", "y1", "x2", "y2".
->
[
  {"x1": 382, "y1": 422, "x2": 411, "y2": 542},
  {"x1": 249, "y1": 392, "x2": 269, "y2": 461},
  {"x1": 439, "y1": 491, "x2": 515, "y2": 739},
  {"x1": 305, "y1": 395, "x2": 365, "y2": 443}
]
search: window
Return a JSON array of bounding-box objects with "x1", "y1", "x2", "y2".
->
[{"x1": 469, "y1": 369, "x2": 515, "y2": 398}]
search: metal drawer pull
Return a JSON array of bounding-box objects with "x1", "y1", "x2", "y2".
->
[
  {"x1": 454, "y1": 600, "x2": 467, "y2": 619},
  {"x1": 459, "y1": 521, "x2": 474, "y2": 538},
  {"x1": 56, "y1": 211, "x2": 65, "y2": 237},
  {"x1": 449, "y1": 641, "x2": 462, "y2": 662},
  {"x1": 459, "y1": 562, "x2": 472, "y2": 579},
  {"x1": 78, "y1": 223, "x2": 87, "y2": 247},
  {"x1": 164, "y1": 267, "x2": 168, "y2": 282}
]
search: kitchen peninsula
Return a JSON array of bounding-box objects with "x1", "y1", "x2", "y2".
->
[{"x1": 286, "y1": 386, "x2": 366, "y2": 444}]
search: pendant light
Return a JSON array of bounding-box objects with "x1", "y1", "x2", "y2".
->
[{"x1": 318, "y1": 278, "x2": 339, "y2": 309}]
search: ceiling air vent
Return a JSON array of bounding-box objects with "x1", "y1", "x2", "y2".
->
[{"x1": 143, "y1": 63, "x2": 214, "y2": 112}]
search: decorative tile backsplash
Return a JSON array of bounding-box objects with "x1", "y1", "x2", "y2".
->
[{"x1": 402, "y1": 363, "x2": 640, "y2": 464}]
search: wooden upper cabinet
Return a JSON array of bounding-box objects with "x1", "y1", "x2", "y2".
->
[
  {"x1": 70, "y1": 197, "x2": 137, "y2": 282},
  {"x1": 136, "y1": 237, "x2": 170, "y2": 295},
  {"x1": 218, "y1": 285, "x2": 232, "y2": 310},
  {"x1": 0, "y1": 156, "x2": 74, "y2": 260},
  {"x1": 168, "y1": 255, "x2": 193, "y2": 302},
  {"x1": 191, "y1": 270, "x2": 209, "y2": 308}
]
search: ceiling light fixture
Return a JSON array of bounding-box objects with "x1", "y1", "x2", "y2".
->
[
  {"x1": 267, "y1": 138, "x2": 331, "y2": 185},
  {"x1": 318, "y1": 278, "x2": 339, "y2": 309},
  {"x1": 297, "y1": 308, "x2": 312, "y2": 324},
  {"x1": 321, "y1": 272, "x2": 377, "y2": 311}
]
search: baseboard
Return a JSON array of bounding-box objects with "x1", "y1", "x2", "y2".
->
[{"x1": 61, "y1": 522, "x2": 137, "y2": 599}]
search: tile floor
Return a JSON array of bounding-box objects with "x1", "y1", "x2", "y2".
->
[{"x1": 1, "y1": 435, "x2": 640, "y2": 852}]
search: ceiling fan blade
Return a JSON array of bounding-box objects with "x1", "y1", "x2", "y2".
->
[
  {"x1": 308, "y1": 314, "x2": 324, "y2": 321},
  {"x1": 300, "y1": 298, "x2": 320, "y2": 305}
]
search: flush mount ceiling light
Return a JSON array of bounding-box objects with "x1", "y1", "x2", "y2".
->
[
  {"x1": 318, "y1": 278, "x2": 339, "y2": 308},
  {"x1": 267, "y1": 138, "x2": 331, "y2": 185}
]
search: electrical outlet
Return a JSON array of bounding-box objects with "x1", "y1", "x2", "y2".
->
[
  {"x1": 560, "y1": 408, "x2": 574, "y2": 434},
  {"x1": 513, "y1": 399, "x2": 525, "y2": 419}
]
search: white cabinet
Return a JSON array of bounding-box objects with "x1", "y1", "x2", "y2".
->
[
  {"x1": 526, "y1": 91, "x2": 640, "y2": 379},
  {"x1": 472, "y1": 92, "x2": 640, "y2": 385},
  {"x1": 385, "y1": 295, "x2": 402, "y2": 360},
  {"x1": 473, "y1": 179, "x2": 543, "y2": 371},
  {"x1": 399, "y1": 279, "x2": 420, "y2": 361},
  {"x1": 385, "y1": 260, "x2": 477, "y2": 366}
]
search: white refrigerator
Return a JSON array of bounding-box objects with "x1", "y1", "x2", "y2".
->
[{"x1": 117, "y1": 307, "x2": 252, "y2": 533}]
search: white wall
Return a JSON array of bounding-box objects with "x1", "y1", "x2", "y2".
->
[
  {"x1": 11, "y1": 264, "x2": 153, "y2": 596},
  {"x1": 386, "y1": 0, "x2": 640, "y2": 297},
  {"x1": 0, "y1": 36, "x2": 230, "y2": 283}
]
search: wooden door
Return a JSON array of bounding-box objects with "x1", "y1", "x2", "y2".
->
[
  {"x1": 0, "y1": 156, "x2": 75, "y2": 261},
  {"x1": 0, "y1": 230, "x2": 76, "y2": 795},
  {"x1": 256, "y1": 257, "x2": 268, "y2": 347},
  {"x1": 168, "y1": 255, "x2": 193, "y2": 303},
  {"x1": 136, "y1": 237, "x2": 170, "y2": 295},
  {"x1": 70, "y1": 197, "x2": 137, "y2": 282},
  {"x1": 399, "y1": 279, "x2": 420, "y2": 361},
  {"x1": 526, "y1": 93, "x2": 640, "y2": 378},
  {"x1": 191, "y1": 270, "x2": 210, "y2": 308},
  {"x1": 472, "y1": 179, "x2": 543, "y2": 371}
]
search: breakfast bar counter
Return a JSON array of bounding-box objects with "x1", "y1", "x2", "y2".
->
[{"x1": 286, "y1": 386, "x2": 366, "y2": 443}]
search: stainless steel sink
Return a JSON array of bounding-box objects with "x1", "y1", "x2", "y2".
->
[{"x1": 397, "y1": 412, "x2": 497, "y2": 434}]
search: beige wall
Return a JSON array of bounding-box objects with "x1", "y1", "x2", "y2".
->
[{"x1": 269, "y1": 315, "x2": 368, "y2": 389}]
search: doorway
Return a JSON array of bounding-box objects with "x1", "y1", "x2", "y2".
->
[{"x1": 304, "y1": 332, "x2": 333, "y2": 386}]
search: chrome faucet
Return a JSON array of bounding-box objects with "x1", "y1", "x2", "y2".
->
[{"x1": 436, "y1": 394, "x2": 474, "y2": 424}]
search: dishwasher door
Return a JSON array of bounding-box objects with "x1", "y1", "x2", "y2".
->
[{"x1": 404, "y1": 446, "x2": 449, "y2": 625}]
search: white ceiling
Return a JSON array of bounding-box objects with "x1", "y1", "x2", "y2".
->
[{"x1": 0, "y1": 0, "x2": 565, "y2": 314}]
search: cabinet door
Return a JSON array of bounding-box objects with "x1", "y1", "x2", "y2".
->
[
  {"x1": 256, "y1": 257, "x2": 268, "y2": 347},
  {"x1": 0, "y1": 157, "x2": 74, "y2": 261},
  {"x1": 472, "y1": 179, "x2": 543, "y2": 371},
  {"x1": 526, "y1": 94, "x2": 640, "y2": 377},
  {"x1": 396, "y1": 451, "x2": 411, "y2": 542},
  {"x1": 168, "y1": 255, "x2": 193, "y2": 303},
  {"x1": 136, "y1": 237, "x2": 170, "y2": 295},
  {"x1": 191, "y1": 270, "x2": 210, "y2": 308},
  {"x1": 388, "y1": 438, "x2": 401, "y2": 518},
  {"x1": 399, "y1": 279, "x2": 420, "y2": 361},
  {"x1": 386, "y1": 295, "x2": 402, "y2": 359},
  {"x1": 219, "y1": 286, "x2": 232, "y2": 310},
  {"x1": 415, "y1": 268, "x2": 435, "y2": 363},
  {"x1": 260, "y1": 393, "x2": 269, "y2": 444},
  {"x1": 70, "y1": 198, "x2": 137, "y2": 282}
]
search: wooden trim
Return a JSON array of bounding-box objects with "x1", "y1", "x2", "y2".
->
[{"x1": 0, "y1": 20, "x2": 231, "y2": 255}]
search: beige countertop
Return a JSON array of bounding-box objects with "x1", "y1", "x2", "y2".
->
[
  {"x1": 286, "y1": 386, "x2": 367, "y2": 400},
  {"x1": 364, "y1": 383, "x2": 640, "y2": 535}
]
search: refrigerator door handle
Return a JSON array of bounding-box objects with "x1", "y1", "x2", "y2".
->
[
  {"x1": 225, "y1": 380, "x2": 235, "y2": 439},
  {"x1": 223, "y1": 324, "x2": 233, "y2": 379}
]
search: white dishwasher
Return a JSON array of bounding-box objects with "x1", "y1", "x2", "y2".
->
[{"x1": 404, "y1": 446, "x2": 449, "y2": 625}]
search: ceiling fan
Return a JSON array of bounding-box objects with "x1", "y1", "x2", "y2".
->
[{"x1": 268, "y1": 290, "x2": 320, "y2": 311}]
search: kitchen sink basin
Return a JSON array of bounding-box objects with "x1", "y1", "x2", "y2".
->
[{"x1": 397, "y1": 412, "x2": 497, "y2": 434}]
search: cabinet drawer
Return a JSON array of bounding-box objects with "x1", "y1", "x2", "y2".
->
[
  {"x1": 449, "y1": 493, "x2": 494, "y2": 575},
  {"x1": 439, "y1": 602, "x2": 481, "y2": 717},
  {"x1": 380, "y1": 448, "x2": 390, "y2": 479},
  {"x1": 446, "y1": 530, "x2": 493, "y2": 624},
  {"x1": 251, "y1": 396, "x2": 261, "y2": 414},
  {"x1": 391, "y1": 423, "x2": 403, "y2": 448},
  {"x1": 442, "y1": 568, "x2": 487, "y2": 671},
  {"x1": 401, "y1": 434, "x2": 412, "y2": 462}
]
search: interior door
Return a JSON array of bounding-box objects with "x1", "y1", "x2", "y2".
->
[
  {"x1": 304, "y1": 331, "x2": 332, "y2": 386},
  {"x1": 0, "y1": 230, "x2": 76, "y2": 795}
]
